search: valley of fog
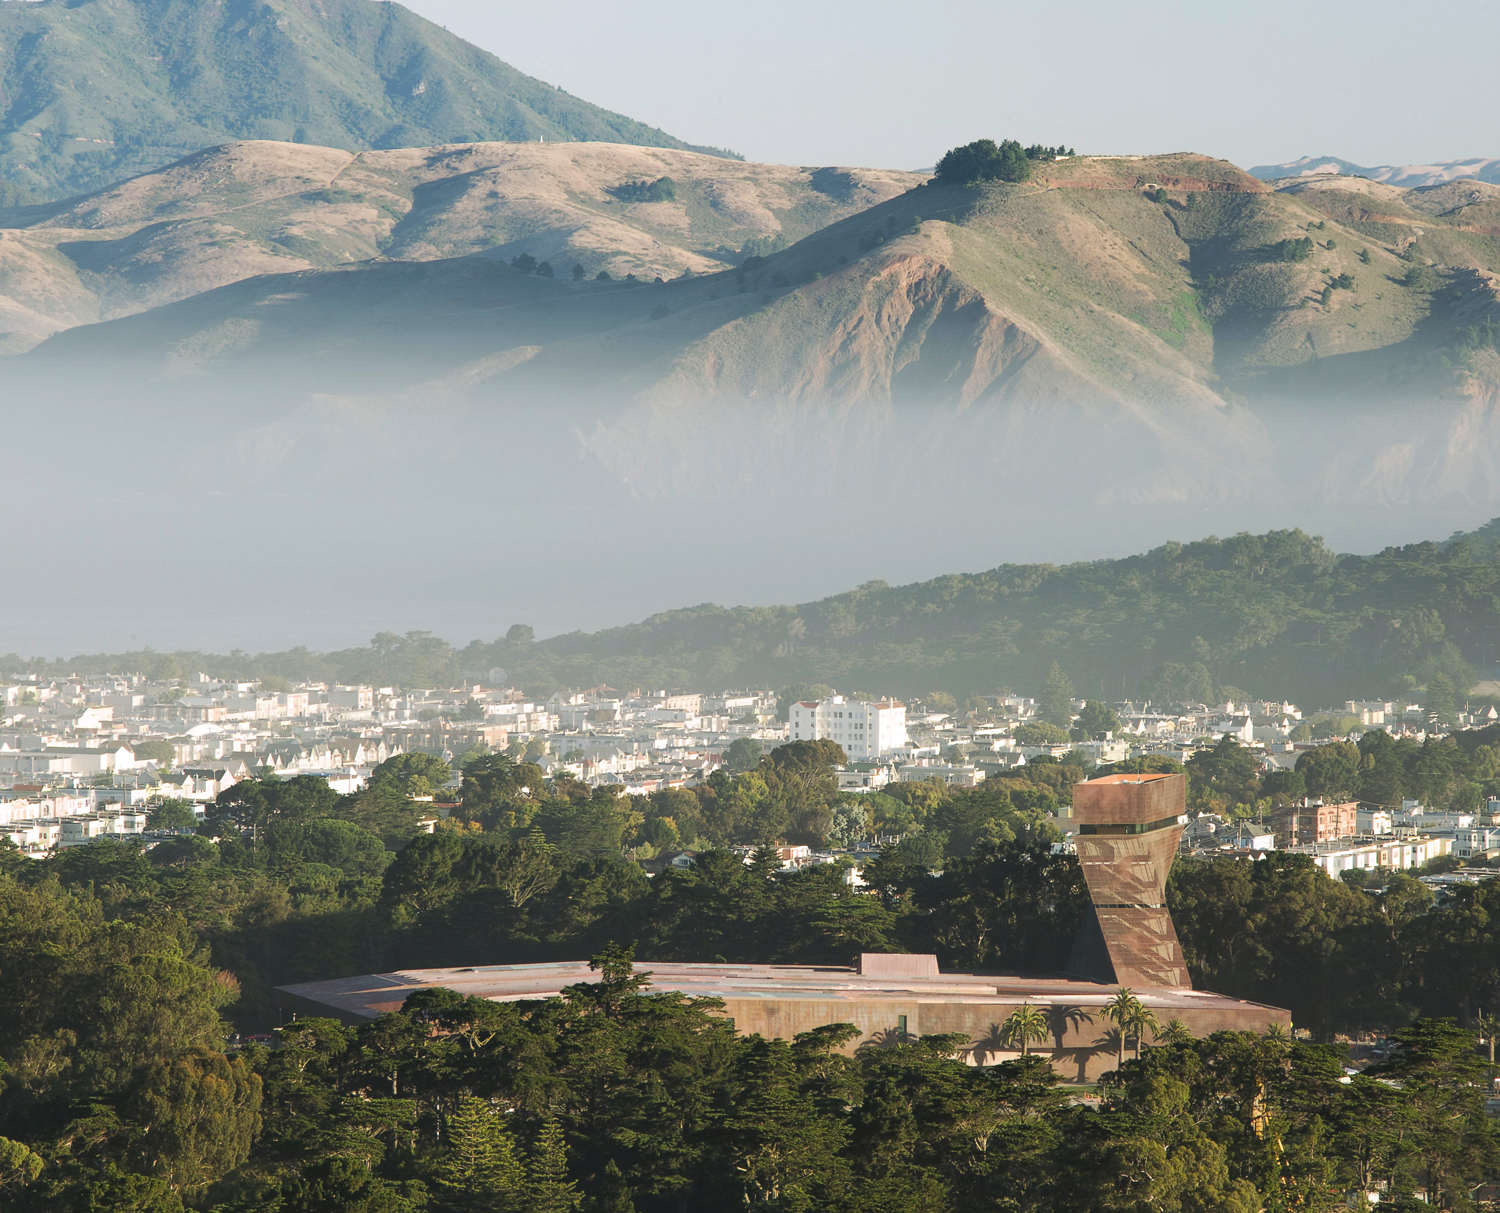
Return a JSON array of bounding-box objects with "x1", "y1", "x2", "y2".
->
[
  {"x1": 3, "y1": 364, "x2": 1491, "y2": 657},
  {"x1": 7, "y1": 145, "x2": 1500, "y2": 658}
]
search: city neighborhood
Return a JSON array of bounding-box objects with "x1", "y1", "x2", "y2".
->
[{"x1": 2, "y1": 671, "x2": 1492, "y2": 888}]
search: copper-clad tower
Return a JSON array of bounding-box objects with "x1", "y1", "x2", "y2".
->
[{"x1": 1068, "y1": 772, "x2": 1191, "y2": 989}]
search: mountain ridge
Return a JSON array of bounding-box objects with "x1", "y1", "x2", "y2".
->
[
  {"x1": 1249, "y1": 154, "x2": 1500, "y2": 189},
  {"x1": 27, "y1": 149, "x2": 1498, "y2": 410},
  {"x1": 8, "y1": 146, "x2": 1500, "y2": 629},
  {"x1": 0, "y1": 0, "x2": 731, "y2": 201}
]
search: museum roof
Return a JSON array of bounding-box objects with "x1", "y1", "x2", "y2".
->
[{"x1": 276, "y1": 959, "x2": 1281, "y2": 1023}]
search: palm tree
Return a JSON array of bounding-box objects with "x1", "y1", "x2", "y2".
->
[
  {"x1": 1125, "y1": 1003, "x2": 1159, "y2": 1058},
  {"x1": 1000, "y1": 1003, "x2": 1050, "y2": 1056},
  {"x1": 1263, "y1": 1021, "x2": 1292, "y2": 1046},
  {"x1": 1102, "y1": 989, "x2": 1142, "y2": 1067},
  {"x1": 1159, "y1": 1018, "x2": 1194, "y2": 1046}
]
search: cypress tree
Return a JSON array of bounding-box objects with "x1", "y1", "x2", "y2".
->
[
  {"x1": 592, "y1": 1160, "x2": 635, "y2": 1213},
  {"x1": 1038, "y1": 661, "x2": 1076, "y2": 728}
]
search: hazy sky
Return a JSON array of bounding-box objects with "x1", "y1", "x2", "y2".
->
[{"x1": 404, "y1": 0, "x2": 1498, "y2": 172}]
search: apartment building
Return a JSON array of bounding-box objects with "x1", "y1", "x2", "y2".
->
[{"x1": 788, "y1": 695, "x2": 907, "y2": 758}]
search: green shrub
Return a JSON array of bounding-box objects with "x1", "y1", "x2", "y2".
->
[
  {"x1": 610, "y1": 176, "x2": 677, "y2": 203},
  {"x1": 1278, "y1": 236, "x2": 1315, "y2": 262}
]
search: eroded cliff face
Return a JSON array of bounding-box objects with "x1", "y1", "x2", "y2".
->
[{"x1": 637, "y1": 253, "x2": 1066, "y2": 406}]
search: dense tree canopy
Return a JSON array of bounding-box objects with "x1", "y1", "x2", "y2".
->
[
  {"x1": 933, "y1": 139, "x2": 1033, "y2": 185},
  {"x1": 2, "y1": 863, "x2": 1494, "y2": 1213}
]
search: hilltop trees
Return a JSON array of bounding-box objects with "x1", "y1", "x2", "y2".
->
[{"x1": 934, "y1": 139, "x2": 1032, "y2": 185}]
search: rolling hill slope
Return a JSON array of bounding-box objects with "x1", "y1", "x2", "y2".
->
[
  {"x1": 0, "y1": 139, "x2": 919, "y2": 352},
  {"x1": 0, "y1": 0, "x2": 729, "y2": 201},
  {"x1": 465, "y1": 520, "x2": 1499, "y2": 706}
]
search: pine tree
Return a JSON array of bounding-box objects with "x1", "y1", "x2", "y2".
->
[
  {"x1": 527, "y1": 1119, "x2": 579, "y2": 1212},
  {"x1": 592, "y1": 1160, "x2": 635, "y2": 1213},
  {"x1": 1038, "y1": 661, "x2": 1076, "y2": 728},
  {"x1": 439, "y1": 1097, "x2": 524, "y2": 1211}
]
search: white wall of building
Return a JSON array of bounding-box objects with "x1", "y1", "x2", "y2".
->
[{"x1": 788, "y1": 696, "x2": 907, "y2": 758}]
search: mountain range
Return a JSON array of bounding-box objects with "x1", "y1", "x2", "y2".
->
[
  {"x1": 4, "y1": 4, "x2": 1500, "y2": 655},
  {"x1": 0, "y1": 0, "x2": 731, "y2": 202},
  {"x1": 15, "y1": 148, "x2": 1499, "y2": 473},
  {"x1": 1249, "y1": 155, "x2": 1500, "y2": 189}
]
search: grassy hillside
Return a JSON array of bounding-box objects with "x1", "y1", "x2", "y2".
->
[
  {"x1": 0, "y1": 140, "x2": 919, "y2": 352},
  {"x1": 0, "y1": 0, "x2": 729, "y2": 201},
  {"x1": 28, "y1": 153, "x2": 1496, "y2": 402},
  {"x1": 7, "y1": 521, "x2": 1495, "y2": 707}
]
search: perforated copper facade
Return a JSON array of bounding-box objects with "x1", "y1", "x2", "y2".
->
[{"x1": 1071, "y1": 773, "x2": 1191, "y2": 989}]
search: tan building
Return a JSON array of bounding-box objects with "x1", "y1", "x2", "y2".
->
[
  {"x1": 277, "y1": 954, "x2": 1288, "y2": 1084},
  {"x1": 277, "y1": 770, "x2": 1291, "y2": 1082},
  {"x1": 1271, "y1": 800, "x2": 1358, "y2": 847}
]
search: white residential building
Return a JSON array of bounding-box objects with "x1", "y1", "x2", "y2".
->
[
  {"x1": 1439, "y1": 827, "x2": 1500, "y2": 859},
  {"x1": 329, "y1": 686, "x2": 375, "y2": 711},
  {"x1": 1295, "y1": 835, "x2": 1454, "y2": 876},
  {"x1": 788, "y1": 696, "x2": 907, "y2": 759}
]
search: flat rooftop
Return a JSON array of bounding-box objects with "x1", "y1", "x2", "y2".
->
[
  {"x1": 1080, "y1": 773, "x2": 1175, "y2": 785},
  {"x1": 276, "y1": 959, "x2": 1279, "y2": 1023}
]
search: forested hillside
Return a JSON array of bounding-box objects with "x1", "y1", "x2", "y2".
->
[
  {"x1": 11, "y1": 522, "x2": 1492, "y2": 705},
  {"x1": 476, "y1": 527, "x2": 1489, "y2": 706}
]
